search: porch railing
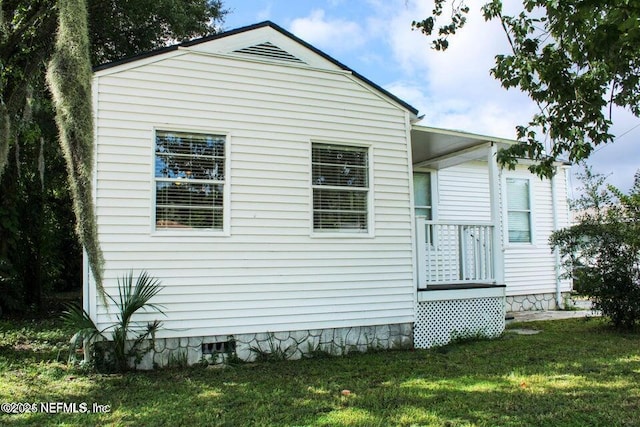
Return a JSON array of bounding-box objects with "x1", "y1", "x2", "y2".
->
[{"x1": 416, "y1": 218, "x2": 495, "y2": 288}]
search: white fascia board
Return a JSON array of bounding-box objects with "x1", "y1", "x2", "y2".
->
[{"x1": 412, "y1": 124, "x2": 520, "y2": 146}]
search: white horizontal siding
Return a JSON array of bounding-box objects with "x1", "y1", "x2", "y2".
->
[
  {"x1": 435, "y1": 161, "x2": 570, "y2": 296},
  {"x1": 98, "y1": 294, "x2": 412, "y2": 316},
  {"x1": 107, "y1": 310, "x2": 411, "y2": 336},
  {"x1": 437, "y1": 162, "x2": 492, "y2": 222},
  {"x1": 91, "y1": 46, "x2": 414, "y2": 338},
  {"x1": 503, "y1": 166, "x2": 571, "y2": 296},
  {"x1": 111, "y1": 56, "x2": 393, "y2": 114}
]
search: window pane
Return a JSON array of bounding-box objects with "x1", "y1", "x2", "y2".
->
[
  {"x1": 156, "y1": 154, "x2": 224, "y2": 180},
  {"x1": 156, "y1": 206, "x2": 223, "y2": 229},
  {"x1": 313, "y1": 210, "x2": 367, "y2": 230},
  {"x1": 506, "y1": 178, "x2": 531, "y2": 243},
  {"x1": 312, "y1": 144, "x2": 368, "y2": 188},
  {"x1": 156, "y1": 182, "x2": 224, "y2": 229},
  {"x1": 156, "y1": 182, "x2": 223, "y2": 206},
  {"x1": 156, "y1": 131, "x2": 225, "y2": 157},
  {"x1": 507, "y1": 178, "x2": 530, "y2": 210},
  {"x1": 508, "y1": 211, "x2": 531, "y2": 242},
  {"x1": 312, "y1": 144, "x2": 367, "y2": 167},
  {"x1": 313, "y1": 189, "x2": 367, "y2": 211},
  {"x1": 156, "y1": 131, "x2": 225, "y2": 181},
  {"x1": 155, "y1": 130, "x2": 225, "y2": 230},
  {"x1": 312, "y1": 143, "x2": 369, "y2": 232}
]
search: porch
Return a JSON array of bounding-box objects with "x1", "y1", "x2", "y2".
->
[
  {"x1": 410, "y1": 125, "x2": 512, "y2": 348},
  {"x1": 413, "y1": 217, "x2": 506, "y2": 348},
  {"x1": 416, "y1": 219, "x2": 496, "y2": 288}
]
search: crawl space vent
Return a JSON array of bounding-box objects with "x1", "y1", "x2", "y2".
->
[{"x1": 233, "y1": 42, "x2": 305, "y2": 64}]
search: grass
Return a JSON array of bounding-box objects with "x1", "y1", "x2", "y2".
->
[{"x1": 0, "y1": 316, "x2": 639, "y2": 426}]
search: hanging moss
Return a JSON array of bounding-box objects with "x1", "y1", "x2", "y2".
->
[
  {"x1": 46, "y1": 0, "x2": 104, "y2": 299},
  {"x1": 0, "y1": 0, "x2": 8, "y2": 176},
  {"x1": 0, "y1": 103, "x2": 9, "y2": 174}
]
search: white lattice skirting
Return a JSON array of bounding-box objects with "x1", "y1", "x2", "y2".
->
[{"x1": 415, "y1": 296, "x2": 505, "y2": 348}]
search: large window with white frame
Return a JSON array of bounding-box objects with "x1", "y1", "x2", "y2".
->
[
  {"x1": 506, "y1": 177, "x2": 532, "y2": 243},
  {"x1": 154, "y1": 130, "x2": 225, "y2": 230},
  {"x1": 312, "y1": 143, "x2": 369, "y2": 232}
]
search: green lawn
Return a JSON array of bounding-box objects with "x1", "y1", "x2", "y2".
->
[{"x1": 0, "y1": 316, "x2": 639, "y2": 426}]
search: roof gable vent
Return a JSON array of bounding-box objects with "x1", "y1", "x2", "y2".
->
[{"x1": 232, "y1": 42, "x2": 305, "y2": 64}]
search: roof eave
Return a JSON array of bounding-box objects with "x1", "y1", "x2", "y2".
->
[{"x1": 92, "y1": 21, "x2": 419, "y2": 116}]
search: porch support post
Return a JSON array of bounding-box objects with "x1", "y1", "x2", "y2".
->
[
  {"x1": 488, "y1": 143, "x2": 504, "y2": 285},
  {"x1": 416, "y1": 217, "x2": 426, "y2": 289}
]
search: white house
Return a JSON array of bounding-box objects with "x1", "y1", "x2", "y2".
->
[{"x1": 87, "y1": 21, "x2": 571, "y2": 367}]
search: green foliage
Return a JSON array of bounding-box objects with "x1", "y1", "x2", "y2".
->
[
  {"x1": 0, "y1": 0, "x2": 58, "y2": 177},
  {"x1": 0, "y1": 1, "x2": 60, "y2": 311},
  {"x1": 551, "y1": 167, "x2": 640, "y2": 329},
  {"x1": 0, "y1": 317, "x2": 74, "y2": 367},
  {"x1": 62, "y1": 270, "x2": 165, "y2": 372},
  {"x1": 413, "y1": 1, "x2": 640, "y2": 178},
  {"x1": 412, "y1": 0, "x2": 469, "y2": 51},
  {"x1": 0, "y1": 258, "x2": 21, "y2": 313},
  {"x1": 88, "y1": 0, "x2": 227, "y2": 64},
  {"x1": 167, "y1": 350, "x2": 189, "y2": 368},
  {"x1": 0, "y1": 0, "x2": 225, "y2": 312},
  {"x1": 0, "y1": 96, "x2": 82, "y2": 313},
  {"x1": 1, "y1": 0, "x2": 225, "y2": 173}
]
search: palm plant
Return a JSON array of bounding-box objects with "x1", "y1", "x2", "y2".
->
[{"x1": 62, "y1": 270, "x2": 164, "y2": 372}]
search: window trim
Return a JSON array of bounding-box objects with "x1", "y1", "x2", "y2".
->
[
  {"x1": 309, "y1": 140, "x2": 374, "y2": 238},
  {"x1": 503, "y1": 175, "x2": 534, "y2": 245},
  {"x1": 151, "y1": 127, "x2": 231, "y2": 237}
]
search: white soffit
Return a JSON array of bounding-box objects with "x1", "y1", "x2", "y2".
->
[{"x1": 411, "y1": 125, "x2": 518, "y2": 169}]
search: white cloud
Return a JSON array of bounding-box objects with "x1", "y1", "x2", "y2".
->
[
  {"x1": 289, "y1": 10, "x2": 367, "y2": 52},
  {"x1": 373, "y1": 0, "x2": 535, "y2": 139},
  {"x1": 585, "y1": 109, "x2": 640, "y2": 191},
  {"x1": 268, "y1": 0, "x2": 638, "y2": 190},
  {"x1": 385, "y1": 79, "x2": 536, "y2": 140},
  {"x1": 383, "y1": 81, "x2": 430, "y2": 118}
]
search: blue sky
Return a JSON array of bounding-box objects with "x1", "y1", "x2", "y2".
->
[{"x1": 221, "y1": 0, "x2": 639, "y2": 192}]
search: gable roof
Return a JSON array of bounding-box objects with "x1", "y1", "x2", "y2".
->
[{"x1": 93, "y1": 21, "x2": 419, "y2": 116}]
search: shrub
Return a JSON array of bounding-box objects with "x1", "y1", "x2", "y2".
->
[
  {"x1": 62, "y1": 270, "x2": 164, "y2": 372},
  {"x1": 551, "y1": 167, "x2": 640, "y2": 329}
]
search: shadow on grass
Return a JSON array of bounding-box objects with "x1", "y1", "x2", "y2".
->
[
  {"x1": 2, "y1": 318, "x2": 639, "y2": 426},
  {"x1": 0, "y1": 319, "x2": 71, "y2": 365}
]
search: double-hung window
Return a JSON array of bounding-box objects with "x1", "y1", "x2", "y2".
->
[
  {"x1": 154, "y1": 130, "x2": 225, "y2": 230},
  {"x1": 312, "y1": 143, "x2": 369, "y2": 232},
  {"x1": 506, "y1": 177, "x2": 532, "y2": 243}
]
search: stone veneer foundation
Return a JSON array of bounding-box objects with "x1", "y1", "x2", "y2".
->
[
  {"x1": 133, "y1": 323, "x2": 414, "y2": 370},
  {"x1": 506, "y1": 292, "x2": 571, "y2": 312}
]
